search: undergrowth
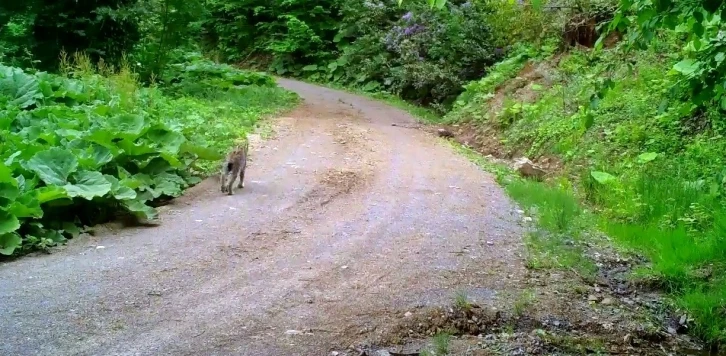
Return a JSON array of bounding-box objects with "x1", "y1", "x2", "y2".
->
[
  {"x1": 446, "y1": 36, "x2": 726, "y2": 348},
  {"x1": 0, "y1": 52, "x2": 297, "y2": 257}
]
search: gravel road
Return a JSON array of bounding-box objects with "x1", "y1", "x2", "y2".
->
[{"x1": 0, "y1": 79, "x2": 526, "y2": 356}]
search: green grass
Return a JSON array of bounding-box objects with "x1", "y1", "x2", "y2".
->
[
  {"x1": 441, "y1": 39, "x2": 726, "y2": 348},
  {"x1": 453, "y1": 290, "x2": 472, "y2": 310},
  {"x1": 420, "y1": 332, "x2": 452, "y2": 356},
  {"x1": 166, "y1": 84, "x2": 299, "y2": 173}
]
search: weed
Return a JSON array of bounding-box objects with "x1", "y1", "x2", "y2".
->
[
  {"x1": 453, "y1": 290, "x2": 471, "y2": 311},
  {"x1": 420, "y1": 332, "x2": 452, "y2": 356},
  {"x1": 513, "y1": 289, "x2": 536, "y2": 317}
]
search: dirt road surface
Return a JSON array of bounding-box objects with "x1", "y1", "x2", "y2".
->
[{"x1": 0, "y1": 79, "x2": 527, "y2": 355}]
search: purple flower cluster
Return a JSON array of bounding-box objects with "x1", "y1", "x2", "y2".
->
[
  {"x1": 384, "y1": 14, "x2": 427, "y2": 52},
  {"x1": 404, "y1": 24, "x2": 425, "y2": 36}
]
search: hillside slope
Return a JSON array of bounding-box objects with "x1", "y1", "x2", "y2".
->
[{"x1": 441, "y1": 41, "x2": 726, "y2": 349}]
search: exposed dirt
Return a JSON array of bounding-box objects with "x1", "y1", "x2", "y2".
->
[
  {"x1": 0, "y1": 79, "x2": 528, "y2": 355},
  {"x1": 437, "y1": 59, "x2": 565, "y2": 175}
]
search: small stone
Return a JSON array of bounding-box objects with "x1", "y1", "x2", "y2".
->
[
  {"x1": 523, "y1": 216, "x2": 533, "y2": 222},
  {"x1": 594, "y1": 287, "x2": 601, "y2": 293},
  {"x1": 667, "y1": 327, "x2": 677, "y2": 335},
  {"x1": 486, "y1": 240, "x2": 494, "y2": 246},
  {"x1": 331, "y1": 352, "x2": 340, "y2": 356},
  {"x1": 601, "y1": 297, "x2": 614, "y2": 305},
  {"x1": 404, "y1": 311, "x2": 413, "y2": 318},
  {"x1": 96, "y1": 246, "x2": 105, "y2": 249},
  {"x1": 341, "y1": 265, "x2": 348, "y2": 270},
  {"x1": 376, "y1": 350, "x2": 392, "y2": 356},
  {"x1": 285, "y1": 330, "x2": 302, "y2": 335},
  {"x1": 513, "y1": 157, "x2": 546, "y2": 179},
  {"x1": 437, "y1": 128, "x2": 454, "y2": 138},
  {"x1": 679, "y1": 315, "x2": 687, "y2": 325},
  {"x1": 588, "y1": 295, "x2": 599, "y2": 302}
]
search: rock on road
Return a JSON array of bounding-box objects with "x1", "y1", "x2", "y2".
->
[{"x1": 0, "y1": 79, "x2": 526, "y2": 355}]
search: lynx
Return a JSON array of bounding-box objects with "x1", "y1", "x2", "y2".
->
[{"x1": 220, "y1": 140, "x2": 249, "y2": 195}]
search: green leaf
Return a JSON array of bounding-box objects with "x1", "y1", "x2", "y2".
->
[
  {"x1": 147, "y1": 129, "x2": 187, "y2": 154},
  {"x1": 0, "y1": 182, "x2": 20, "y2": 207},
  {"x1": 0, "y1": 163, "x2": 15, "y2": 185},
  {"x1": 0, "y1": 66, "x2": 40, "y2": 109},
  {"x1": 36, "y1": 185, "x2": 68, "y2": 203},
  {"x1": 7, "y1": 190, "x2": 43, "y2": 218},
  {"x1": 122, "y1": 199, "x2": 158, "y2": 220},
  {"x1": 64, "y1": 171, "x2": 112, "y2": 200},
  {"x1": 104, "y1": 175, "x2": 137, "y2": 200},
  {"x1": 582, "y1": 112, "x2": 595, "y2": 131},
  {"x1": 117, "y1": 139, "x2": 158, "y2": 156},
  {"x1": 590, "y1": 171, "x2": 617, "y2": 185},
  {"x1": 637, "y1": 152, "x2": 658, "y2": 163},
  {"x1": 108, "y1": 114, "x2": 147, "y2": 140},
  {"x1": 61, "y1": 222, "x2": 81, "y2": 239},
  {"x1": 302, "y1": 65, "x2": 318, "y2": 71},
  {"x1": 0, "y1": 233, "x2": 22, "y2": 255},
  {"x1": 25, "y1": 147, "x2": 78, "y2": 185},
  {"x1": 181, "y1": 142, "x2": 223, "y2": 160},
  {"x1": 79, "y1": 144, "x2": 114, "y2": 169},
  {"x1": 0, "y1": 210, "x2": 21, "y2": 235},
  {"x1": 672, "y1": 59, "x2": 700, "y2": 76}
]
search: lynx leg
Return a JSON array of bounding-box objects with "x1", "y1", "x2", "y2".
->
[
  {"x1": 220, "y1": 171, "x2": 228, "y2": 192},
  {"x1": 227, "y1": 166, "x2": 239, "y2": 195},
  {"x1": 237, "y1": 166, "x2": 245, "y2": 188}
]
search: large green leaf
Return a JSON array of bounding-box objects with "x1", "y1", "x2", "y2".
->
[
  {"x1": 637, "y1": 152, "x2": 658, "y2": 163},
  {"x1": 7, "y1": 190, "x2": 43, "y2": 218},
  {"x1": 0, "y1": 182, "x2": 20, "y2": 207},
  {"x1": 36, "y1": 185, "x2": 69, "y2": 203},
  {"x1": 590, "y1": 171, "x2": 617, "y2": 185},
  {"x1": 0, "y1": 210, "x2": 20, "y2": 235},
  {"x1": 673, "y1": 59, "x2": 700, "y2": 76},
  {"x1": 117, "y1": 139, "x2": 158, "y2": 156},
  {"x1": 79, "y1": 144, "x2": 114, "y2": 169},
  {"x1": 0, "y1": 66, "x2": 40, "y2": 109},
  {"x1": 0, "y1": 163, "x2": 15, "y2": 185},
  {"x1": 0, "y1": 233, "x2": 22, "y2": 256},
  {"x1": 104, "y1": 175, "x2": 137, "y2": 200},
  {"x1": 147, "y1": 129, "x2": 187, "y2": 154},
  {"x1": 181, "y1": 142, "x2": 223, "y2": 160},
  {"x1": 64, "y1": 171, "x2": 112, "y2": 200},
  {"x1": 108, "y1": 114, "x2": 147, "y2": 140},
  {"x1": 25, "y1": 147, "x2": 79, "y2": 185},
  {"x1": 122, "y1": 199, "x2": 158, "y2": 220}
]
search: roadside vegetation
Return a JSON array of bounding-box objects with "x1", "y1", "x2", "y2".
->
[
  {"x1": 0, "y1": 1, "x2": 298, "y2": 256},
  {"x1": 2, "y1": 0, "x2": 725, "y2": 351}
]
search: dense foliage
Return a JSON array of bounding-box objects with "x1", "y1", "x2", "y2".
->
[
  {"x1": 204, "y1": 0, "x2": 509, "y2": 111},
  {"x1": 1, "y1": 0, "x2": 141, "y2": 71},
  {"x1": 0, "y1": 54, "x2": 296, "y2": 256}
]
